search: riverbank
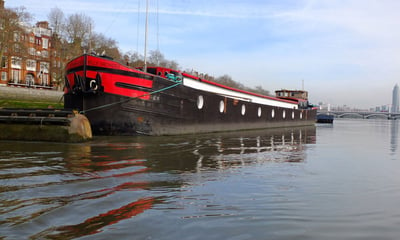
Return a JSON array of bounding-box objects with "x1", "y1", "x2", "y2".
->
[{"x1": 0, "y1": 86, "x2": 64, "y2": 108}]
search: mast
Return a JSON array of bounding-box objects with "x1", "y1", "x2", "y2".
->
[{"x1": 143, "y1": 0, "x2": 149, "y2": 72}]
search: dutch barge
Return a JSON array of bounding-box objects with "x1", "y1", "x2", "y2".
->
[{"x1": 64, "y1": 54, "x2": 317, "y2": 135}]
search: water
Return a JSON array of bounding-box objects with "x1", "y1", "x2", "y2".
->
[{"x1": 0, "y1": 119, "x2": 399, "y2": 240}]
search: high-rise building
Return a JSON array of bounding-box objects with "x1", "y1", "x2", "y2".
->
[{"x1": 391, "y1": 84, "x2": 399, "y2": 113}]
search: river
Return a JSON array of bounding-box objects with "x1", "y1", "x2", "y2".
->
[{"x1": 0, "y1": 119, "x2": 399, "y2": 240}]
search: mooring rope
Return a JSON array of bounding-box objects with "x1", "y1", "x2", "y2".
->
[{"x1": 79, "y1": 81, "x2": 182, "y2": 114}]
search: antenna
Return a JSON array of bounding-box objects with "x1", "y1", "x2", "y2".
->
[
  {"x1": 156, "y1": 0, "x2": 160, "y2": 65},
  {"x1": 136, "y1": 0, "x2": 140, "y2": 53},
  {"x1": 143, "y1": 0, "x2": 149, "y2": 72}
]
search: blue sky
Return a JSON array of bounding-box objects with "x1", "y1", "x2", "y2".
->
[{"x1": 6, "y1": 0, "x2": 400, "y2": 109}]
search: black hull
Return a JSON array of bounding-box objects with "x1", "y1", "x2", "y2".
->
[
  {"x1": 65, "y1": 78, "x2": 317, "y2": 136},
  {"x1": 316, "y1": 114, "x2": 334, "y2": 124}
]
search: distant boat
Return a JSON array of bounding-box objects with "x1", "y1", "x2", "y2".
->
[
  {"x1": 316, "y1": 113, "x2": 334, "y2": 123},
  {"x1": 63, "y1": 54, "x2": 317, "y2": 135}
]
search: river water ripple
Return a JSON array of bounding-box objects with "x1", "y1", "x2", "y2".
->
[{"x1": 1, "y1": 119, "x2": 399, "y2": 239}]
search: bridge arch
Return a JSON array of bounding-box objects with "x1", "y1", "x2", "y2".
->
[{"x1": 336, "y1": 113, "x2": 364, "y2": 118}]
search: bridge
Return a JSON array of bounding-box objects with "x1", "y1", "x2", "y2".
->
[{"x1": 318, "y1": 110, "x2": 400, "y2": 120}]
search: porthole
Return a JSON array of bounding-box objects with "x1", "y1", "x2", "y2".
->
[
  {"x1": 300, "y1": 112, "x2": 303, "y2": 119},
  {"x1": 197, "y1": 95, "x2": 204, "y2": 109},
  {"x1": 219, "y1": 100, "x2": 225, "y2": 113},
  {"x1": 241, "y1": 104, "x2": 246, "y2": 116},
  {"x1": 292, "y1": 111, "x2": 295, "y2": 119},
  {"x1": 283, "y1": 110, "x2": 286, "y2": 119},
  {"x1": 257, "y1": 107, "x2": 262, "y2": 117},
  {"x1": 271, "y1": 109, "x2": 275, "y2": 118}
]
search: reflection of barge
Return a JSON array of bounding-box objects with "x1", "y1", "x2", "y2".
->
[{"x1": 64, "y1": 54, "x2": 317, "y2": 135}]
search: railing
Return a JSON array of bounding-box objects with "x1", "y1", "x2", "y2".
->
[{"x1": 7, "y1": 82, "x2": 54, "y2": 90}]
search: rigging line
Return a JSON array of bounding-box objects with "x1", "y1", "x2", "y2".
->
[
  {"x1": 144, "y1": 0, "x2": 149, "y2": 72},
  {"x1": 136, "y1": 0, "x2": 140, "y2": 53},
  {"x1": 157, "y1": 0, "x2": 160, "y2": 65},
  {"x1": 103, "y1": 0, "x2": 129, "y2": 35},
  {"x1": 80, "y1": 81, "x2": 182, "y2": 114}
]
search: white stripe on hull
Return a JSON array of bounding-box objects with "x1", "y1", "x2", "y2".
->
[{"x1": 183, "y1": 77, "x2": 298, "y2": 109}]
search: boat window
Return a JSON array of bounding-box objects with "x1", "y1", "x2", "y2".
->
[
  {"x1": 219, "y1": 100, "x2": 225, "y2": 113},
  {"x1": 147, "y1": 68, "x2": 157, "y2": 75},
  {"x1": 197, "y1": 95, "x2": 204, "y2": 109}
]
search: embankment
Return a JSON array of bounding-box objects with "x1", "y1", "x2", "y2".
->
[{"x1": 0, "y1": 86, "x2": 63, "y2": 102}]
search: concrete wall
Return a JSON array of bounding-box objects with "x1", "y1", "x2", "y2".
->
[{"x1": 0, "y1": 86, "x2": 63, "y2": 102}]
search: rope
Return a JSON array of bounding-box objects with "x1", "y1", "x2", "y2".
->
[{"x1": 79, "y1": 81, "x2": 182, "y2": 114}]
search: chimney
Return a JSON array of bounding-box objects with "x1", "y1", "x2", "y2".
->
[{"x1": 0, "y1": 0, "x2": 5, "y2": 9}]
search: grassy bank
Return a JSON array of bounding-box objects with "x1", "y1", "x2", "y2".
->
[{"x1": 0, "y1": 100, "x2": 64, "y2": 109}]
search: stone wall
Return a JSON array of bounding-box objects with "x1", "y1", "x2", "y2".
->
[{"x1": 0, "y1": 86, "x2": 63, "y2": 102}]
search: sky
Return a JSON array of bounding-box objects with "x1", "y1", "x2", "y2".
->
[{"x1": 5, "y1": 0, "x2": 400, "y2": 109}]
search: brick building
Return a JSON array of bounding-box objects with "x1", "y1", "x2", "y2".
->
[{"x1": 0, "y1": 1, "x2": 62, "y2": 89}]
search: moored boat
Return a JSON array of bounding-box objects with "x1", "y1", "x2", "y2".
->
[
  {"x1": 316, "y1": 114, "x2": 334, "y2": 123},
  {"x1": 64, "y1": 54, "x2": 317, "y2": 135}
]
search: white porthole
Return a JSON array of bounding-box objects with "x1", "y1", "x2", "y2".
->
[
  {"x1": 283, "y1": 110, "x2": 286, "y2": 119},
  {"x1": 197, "y1": 95, "x2": 204, "y2": 109},
  {"x1": 271, "y1": 109, "x2": 275, "y2": 118},
  {"x1": 292, "y1": 111, "x2": 295, "y2": 119},
  {"x1": 300, "y1": 112, "x2": 303, "y2": 119},
  {"x1": 241, "y1": 104, "x2": 246, "y2": 116},
  {"x1": 219, "y1": 100, "x2": 225, "y2": 113},
  {"x1": 257, "y1": 107, "x2": 262, "y2": 117}
]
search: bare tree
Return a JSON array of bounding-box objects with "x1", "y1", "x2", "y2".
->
[
  {"x1": 123, "y1": 51, "x2": 144, "y2": 67},
  {"x1": 253, "y1": 85, "x2": 271, "y2": 96},
  {"x1": 0, "y1": 6, "x2": 31, "y2": 69},
  {"x1": 215, "y1": 74, "x2": 243, "y2": 89},
  {"x1": 48, "y1": 7, "x2": 64, "y2": 37},
  {"x1": 148, "y1": 49, "x2": 179, "y2": 69},
  {"x1": 64, "y1": 13, "x2": 93, "y2": 56},
  {"x1": 90, "y1": 32, "x2": 121, "y2": 60}
]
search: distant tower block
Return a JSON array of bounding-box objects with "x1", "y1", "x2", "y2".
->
[{"x1": 392, "y1": 84, "x2": 399, "y2": 113}]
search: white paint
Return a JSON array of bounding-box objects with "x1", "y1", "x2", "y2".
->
[{"x1": 183, "y1": 77, "x2": 298, "y2": 109}]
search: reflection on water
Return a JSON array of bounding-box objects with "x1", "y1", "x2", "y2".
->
[
  {"x1": 390, "y1": 120, "x2": 399, "y2": 154},
  {"x1": 0, "y1": 126, "x2": 315, "y2": 239}
]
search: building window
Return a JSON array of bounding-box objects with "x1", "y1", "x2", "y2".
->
[
  {"x1": 1, "y1": 56, "x2": 7, "y2": 68},
  {"x1": 42, "y1": 51, "x2": 49, "y2": 58},
  {"x1": 40, "y1": 62, "x2": 49, "y2": 73},
  {"x1": 29, "y1": 47, "x2": 35, "y2": 55},
  {"x1": 11, "y1": 69, "x2": 21, "y2": 83},
  {"x1": 14, "y1": 43, "x2": 21, "y2": 53},
  {"x1": 1, "y1": 72, "x2": 7, "y2": 81},
  {"x1": 42, "y1": 38, "x2": 49, "y2": 49},
  {"x1": 26, "y1": 59, "x2": 36, "y2": 71},
  {"x1": 25, "y1": 74, "x2": 34, "y2": 86},
  {"x1": 11, "y1": 57, "x2": 22, "y2": 68},
  {"x1": 39, "y1": 62, "x2": 50, "y2": 85},
  {"x1": 13, "y1": 32, "x2": 20, "y2": 42},
  {"x1": 40, "y1": 73, "x2": 49, "y2": 86}
]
